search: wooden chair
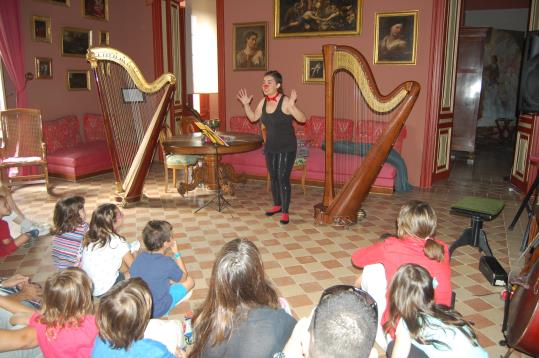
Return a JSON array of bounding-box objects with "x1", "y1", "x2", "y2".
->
[
  {"x1": 0, "y1": 109, "x2": 50, "y2": 193},
  {"x1": 158, "y1": 125, "x2": 200, "y2": 193}
]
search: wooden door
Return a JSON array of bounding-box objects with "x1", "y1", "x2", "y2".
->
[{"x1": 451, "y1": 27, "x2": 489, "y2": 156}]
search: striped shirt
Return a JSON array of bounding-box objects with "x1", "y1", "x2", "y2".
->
[{"x1": 51, "y1": 222, "x2": 89, "y2": 269}]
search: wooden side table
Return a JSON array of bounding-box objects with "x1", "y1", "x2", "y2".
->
[{"x1": 266, "y1": 158, "x2": 307, "y2": 195}]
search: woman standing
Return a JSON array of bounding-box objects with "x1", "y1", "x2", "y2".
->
[
  {"x1": 237, "y1": 71, "x2": 307, "y2": 224},
  {"x1": 189, "y1": 238, "x2": 296, "y2": 357}
]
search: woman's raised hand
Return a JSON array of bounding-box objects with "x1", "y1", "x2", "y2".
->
[
  {"x1": 236, "y1": 88, "x2": 253, "y2": 106},
  {"x1": 289, "y1": 89, "x2": 298, "y2": 106}
]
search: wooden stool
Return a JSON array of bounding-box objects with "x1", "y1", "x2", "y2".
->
[{"x1": 449, "y1": 196, "x2": 505, "y2": 257}]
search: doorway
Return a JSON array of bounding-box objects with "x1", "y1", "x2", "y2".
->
[{"x1": 450, "y1": 0, "x2": 530, "y2": 183}]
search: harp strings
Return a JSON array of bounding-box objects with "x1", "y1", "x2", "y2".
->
[{"x1": 97, "y1": 61, "x2": 166, "y2": 188}]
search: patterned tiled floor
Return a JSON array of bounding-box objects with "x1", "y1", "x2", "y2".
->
[{"x1": 0, "y1": 145, "x2": 533, "y2": 357}]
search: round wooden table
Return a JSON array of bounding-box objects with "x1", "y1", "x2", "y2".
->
[{"x1": 163, "y1": 132, "x2": 262, "y2": 195}]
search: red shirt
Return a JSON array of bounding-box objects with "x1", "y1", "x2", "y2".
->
[
  {"x1": 352, "y1": 235, "x2": 452, "y2": 316},
  {"x1": 0, "y1": 219, "x2": 17, "y2": 257}
]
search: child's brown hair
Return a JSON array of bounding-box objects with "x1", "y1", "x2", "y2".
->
[
  {"x1": 96, "y1": 278, "x2": 152, "y2": 350},
  {"x1": 39, "y1": 268, "x2": 94, "y2": 338},
  {"x1": 83, "y1": 203, "x2": 122, "y2": 249},
  {"x1": 397, "y1": 200, "x2": 445, "y2": 262},
  {"x1": 142, "y1": 220, "x2": 172, "y2": 251},
  {"x1": 52, "y1": 196, "x2": 85, "y2": 235}
]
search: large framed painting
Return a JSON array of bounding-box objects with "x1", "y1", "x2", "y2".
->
[
  {"x1": 82, "y1": 0, "x2": 109, "y2": 21},
  {"x1": 61, "y1": 27, "x2": 91, "y2": 57},
  {"x1": 233, "y1": 22, "x2": 267, "y2": 71},
  {"x1": 275, "y1": 0, "x2": 361, "y2": 38},
  {"x1": 32, "y1": 16, "x2": 52, "y2": 43},
  {"x1": 303, "y1": 55, "x2": 324, "y2": 83},
  {"x1": 67, "y1": 70, "x2": 90, "y2": 91},
  {"x1": 374, "y1": 11, "x2": 418, "y2": 64}
]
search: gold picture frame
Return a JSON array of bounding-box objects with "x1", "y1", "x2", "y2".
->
[
  {"x1": 31, "y1": 16, "x2": 52, "y2": 43},
  {"x1": 303, "y1": 55, "x2": 324, "y2": 83},
  {"x1": 274, "y1": 0, "x2": 361, "y2": 38},
  {"x1": 61, "y1": 27, "x2": 91, "y2": 57},
  {"x1": 35, "y1": 57, "x2": 52, "y2": 79},
  {"x1": 98, "y1": 30, "x2": 109, "y2": 46},
  {"x1": 233, "y1": 22, "x2": 267, "y2": 71},
  {"x1": 82, "y1": 0, "x2": 109, "y2": 21},
  {"x1": 374, "y1": 10, "x2": 418, "y2": 65},
  {"x1": 66, "y1": 70, "x2": 90, "y2": 91}
]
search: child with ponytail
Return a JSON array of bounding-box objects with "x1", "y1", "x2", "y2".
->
[{"x1": 351, "y1": 200, "x2": 451, "y2": 350}]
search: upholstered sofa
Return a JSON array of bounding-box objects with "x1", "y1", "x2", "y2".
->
[
  {"x1": 221, "y1": 115, "x2": 411, "y2": 193},
  {"x1": 42, "y1": 114, "x2": 112, "y2": 181}
]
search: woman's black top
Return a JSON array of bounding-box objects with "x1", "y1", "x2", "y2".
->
[{"x1": 261, "y1": 96, "x2": 297, "y2": 153}]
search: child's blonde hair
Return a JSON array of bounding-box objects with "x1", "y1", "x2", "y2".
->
[
  {"x1": 397, "y1": 200, "x2": 444, "y2": 262},
  {"x1": 96, "y1": 278, "x2": 152, "y2": 350},
  {"x1": 39, "y1": 268, "x2": 94, "y2": 338},
  {"x1": 83, "y1": 203, "x2": 122, "y2": 249},
  {"x1": 52, "y1": 196, "x2": 85, "y2": 235}
]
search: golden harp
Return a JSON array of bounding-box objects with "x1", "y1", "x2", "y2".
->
[{"x1": 314, "y1": 44, "x2": 420, "y2": 225}]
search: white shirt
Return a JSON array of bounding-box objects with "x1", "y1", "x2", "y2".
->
[{"x1": 81, "y1": 233, "x2": 129, "y2": 296}]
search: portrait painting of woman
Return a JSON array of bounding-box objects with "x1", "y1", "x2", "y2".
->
[
  {"x1": 233, "y1": 22, "x2": 267, "y2": 71},
  {"x1": 374, "y1": 11, "x2": 418, "y2": 64}
]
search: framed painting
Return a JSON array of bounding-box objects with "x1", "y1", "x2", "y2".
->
[
  {"x1": 233, "y1": 22, "x2": 267, "y2": 71},
  {"x1": 275, "y1": 0, "x2": 361, "y2": 38},
  {"x1": 303, "y1": 55, "x2": 324, "y2": 83},
  {"x1": 82, "y1": 0, "x2": 109, "y2": 21},
  {"x1": 61, "y1": 27, "x2": 91, "y2": 57},
  {"x1": 32, "y1": 16, "x2": 51, "y2": 43},
  {"x1": 35, "y1": 0, "x2": 71, "y2": 6},
  {"x1": 35, "y1": 57, "x2": 52, "y2": 79},
  {"x1": 374, "y1": 11, "x2": 418, "y2": 64},
  {"x1": 98, "y1": 30, "x2": 109, "y2": 46},
  {"x1": 67, "y1": 70, "x2": 90, "y2": 91}
]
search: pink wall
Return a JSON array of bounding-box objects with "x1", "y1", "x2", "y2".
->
[
  {"x1": 223, "y1": 0, "x2": 435, "y2": 186},
  {"x1": 19, "y1": 0, "x2": 154, "y2": 121}
]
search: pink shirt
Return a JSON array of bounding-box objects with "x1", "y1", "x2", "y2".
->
[{"x1": 29, "y1": 313, "x2": 98, "y2": 358}]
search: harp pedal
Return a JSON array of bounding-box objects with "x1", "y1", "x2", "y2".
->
[{"x1": 357, "y1": 209, "x2": 367, "y2": 221}]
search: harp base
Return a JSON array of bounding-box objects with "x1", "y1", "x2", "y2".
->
[
  {"x1": 113, "y1": 193, "x2": 143, "y2": 207},
  {"x1": 314, "y1": 203, "x2": 358, "y2": 227}
]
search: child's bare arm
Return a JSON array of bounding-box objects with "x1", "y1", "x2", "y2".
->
[
  {"x1": 0, "y1": 327, "x2": 38, "y2": 351},
  {"x1": 170, "y1": 240, "x2": 195, "y2": 290},
  {"x1": 0, "y1": 296, "x2": 36, "y2": 315},
  {"x1": 9, "y1": 312, "x2": 32, "y2": 326}
]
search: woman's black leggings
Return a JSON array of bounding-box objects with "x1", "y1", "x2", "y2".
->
[{"x1": 265, "y1": 151, "x2": 296, "y2": 213}]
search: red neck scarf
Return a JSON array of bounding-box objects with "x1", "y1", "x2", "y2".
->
[{"x1": 265, "y1": 93, "x2": 279, "y2": 102}]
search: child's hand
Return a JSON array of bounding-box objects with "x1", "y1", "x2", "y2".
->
[
  {"x1": 170, "y1": 239, "x2": 179, "y2": 254},
  {"x1": 2, "y1": 274, "x2": 29, "y2": 288},
  {"x1": 18, "y1": 282, "x2": 42, "y2": 302}
]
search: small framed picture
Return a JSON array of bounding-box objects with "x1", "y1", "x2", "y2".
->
[
  {"x1": 61, "y1": 27, "x2": 91, "y2": 57},
  {"x1": 67, "y1": 70, "x2": 91, "y2": 91},
  {"x1": 303, "y1": 55, "x2": 324, "y2": 83},
  {"x1": 98, "y1": 30, "x2": 109, "y2": 46},
  {"x1": 32, "y1": 16, "x2": 51, "y2": 43},
  {"x1": 82, "y1": 0, "x2": 109, "y2": 21},
  {"x1": 35, "y1": 57, "x2": 52, "y2": 79},
  {"x1": 50, "y1": 0, "x2": 71, "y2": 6},
  {"x1": 233, "y1": 22, "x2": 267, "y2": 71},
  {"x1": 374, "y1": 11, "x2": 418, "y2": 65}
]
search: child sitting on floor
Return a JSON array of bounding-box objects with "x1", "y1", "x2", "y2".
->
[
  {"x1": 130, "y1": 220, "x2": 195, "y2": 318},
  {"x1": 0, "y1": 195, "x2": 39, "y2": 257},
  {"x1": 0, "y1": 268, "x2": 98, "y2": 358},
  {"x1": 81, "y1": 203, "x2": 135, "y2": 297},
  {"x1": 51, "y1": 196, "x2": 88, "y2": 269},
  {"x1": 92, "y1": 278, "x2": 176, "y2": 357}
]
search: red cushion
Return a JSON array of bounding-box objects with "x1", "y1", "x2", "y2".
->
[
  {"x1": 47, "y1": 141, "x2": 111, "y2": 167},
  {"x1": 83, "y1": 113, "x2": 106, "y2": 142},
  {"x1": 228, "y1": 116, "x2": 261, "y2": 134},
  {"x1": 42, "y1": 115, "x2": 81, "y2": 153}
]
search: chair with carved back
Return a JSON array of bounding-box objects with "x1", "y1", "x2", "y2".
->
[
  {"x1": 158, "y1": 125, "x2": 200, "y2": 193},
  {"x1": 0, "y1": 109, "x2": 50, "y2": 193}
]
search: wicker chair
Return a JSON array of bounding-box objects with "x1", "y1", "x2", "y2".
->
[{"x1": 0, "y1": 109, "x2": 50, "y2": 193}]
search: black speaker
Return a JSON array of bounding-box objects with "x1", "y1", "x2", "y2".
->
[{"x1": 519, "y1": 31, "x2": 539, "y2": 113}]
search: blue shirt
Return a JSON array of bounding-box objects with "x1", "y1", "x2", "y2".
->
[
  {"x1": 130, "y1": 252, "x2": 183, "y2": 317},
  {"x1": 92, "y1": 338, "x2": 174, "y2": 357}
]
